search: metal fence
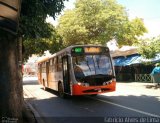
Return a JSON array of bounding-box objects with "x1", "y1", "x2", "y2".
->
[{"x1": 135, "y1": 74, "x2": 152, "y2": 82}]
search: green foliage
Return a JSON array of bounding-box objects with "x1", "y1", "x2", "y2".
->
[
  {"x1": 23, "y1": 25, "x2": 64, "y2": 61},
  {"x1": 117, "y1": 18, "x2": 147, "y2": 46},
  {"x1": 57, "y1": 0, "x2": 147, "y2": 46},
  {"x1": 138, "y1": 36, "x2": 160, "y2": 59},
  {"x1": 19, "y1": 0, "x2": 67, "y2": 59}
]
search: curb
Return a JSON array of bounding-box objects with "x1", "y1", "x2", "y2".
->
[
  {"x1": 24, "y1": 87, "x2": 45, "y2": 123},
  {"x1": 24, "y1": 100, "x2": 45, "y2": 123}
]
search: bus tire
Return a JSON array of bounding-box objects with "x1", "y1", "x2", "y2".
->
[
  {"x1": 43, "y1": 79, "x2": 46, "y2": 91},
  {"x1": 58, "y1": 83, "x2": 66, "y2": 98}
]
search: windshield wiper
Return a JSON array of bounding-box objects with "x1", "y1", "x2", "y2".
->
[
  {"x1": 92, "y1": 55, "x2": 97, "y2": 75},
  {"x1": 86, "y1": 60, "x2": 91, "y2": 71},
  {"x1": 96, "y1": 58, "x2": 100, "y2": 69}
]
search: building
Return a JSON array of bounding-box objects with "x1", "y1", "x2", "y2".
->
[{"x1": 110, "y1": 46, "x2": 160, "y2": 82}]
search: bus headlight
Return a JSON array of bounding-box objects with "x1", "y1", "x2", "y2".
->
[
  {"x1": 77, "y1": 82, "x2": 82, "y2": 85},
  {"x1": 77, "y1": 82, "x2": 89, "y2": 86},
  {"x1": 103, "y1": 81, "x2": 112, "y2": 85},
  {"x1": 103, "y1": 82, "x2": 106, "y2": 85}
]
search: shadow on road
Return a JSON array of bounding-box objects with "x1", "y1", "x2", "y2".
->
[
  {"x1": 23, "y1": 79, "x2": 39, "y2": 85},
  {"x1": 145, "y1": 84, "x2": 160, "y2": 89},
  {"x1": 41, "y1": 88, "x2": 59, "y2": 96},
  {"x1": 27, "y1": 92, "x2": 160, "y2": 123},
  {"x1": 23, "y1": 79, "x2": 160, "y2": 123},
  {"x1": 23, "y1": 81, "x2": 39, "y2": 85}
]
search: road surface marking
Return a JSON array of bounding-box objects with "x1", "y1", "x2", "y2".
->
[{"x1": 88, "y1": 96, "x2": 160, "y2": 118}]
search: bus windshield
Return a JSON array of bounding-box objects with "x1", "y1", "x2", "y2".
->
[{"x1": 72, "y1": 54, "x2": 113, "y2": 82}]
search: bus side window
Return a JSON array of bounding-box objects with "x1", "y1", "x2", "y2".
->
[
  {"x1": 38, "y1": 63, "x2": 40, "y2": 72},
  {"x1": 52, "y1": 58, "x2": 55, "y2": 72},
  {"x1": 57, "y1": 55, "x2": 62, "y2": 71},
  {"x1": 42, "y1": 62, "x2": 45, "y2": 73},
  {"x1": 53, "y1": 58, "x2": 57, "y2": 72},
  {"x1": 54, "y1": 57, "x2": 57, "y2": 72},
  {"x1": 49, "y1": 59, "x2": 52, "y2": 72}
]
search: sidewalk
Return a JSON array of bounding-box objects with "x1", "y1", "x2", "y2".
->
[
  {"x1": 23, "y1": 85, "x2": 45, "y2": 123},
  {"x1": 23, "y1": 76, "x2": 45, "y2": 123},
  {"x1": 118, "y1": 81, "x2": 160, "y2": 89},
  {"x1": 108, "y1": 82, "x2": 160, "y2": 97}
]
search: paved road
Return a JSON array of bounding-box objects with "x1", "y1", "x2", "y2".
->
[{"x1": 23, "y1": 77, "x2": 160, "y2": 123}]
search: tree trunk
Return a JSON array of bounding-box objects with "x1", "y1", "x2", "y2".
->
[{"x1": 0, "y1": 30, "x2": 23, "y2": 122}]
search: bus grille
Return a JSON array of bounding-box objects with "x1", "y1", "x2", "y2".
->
[{"x1": 83, "y1": 88, "x2": 111, "y2": 93}]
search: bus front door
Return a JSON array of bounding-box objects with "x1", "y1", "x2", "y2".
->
[{"x1": 62, "y1": 56, "x2": 71, "y2": 94}]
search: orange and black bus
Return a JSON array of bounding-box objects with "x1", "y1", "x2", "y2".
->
[{"x1": 37, "y1": 45, "x2": 116, "y2": 97}]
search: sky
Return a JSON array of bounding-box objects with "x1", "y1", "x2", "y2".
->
[
  {"x1": 117, "y1": 0, "x2": 160, "y2": 38},
  {"x1": 46, "y1": 0, "x2": 160, "y2": 38},
  {"x1": 117, "y1": 0, "x2": 160, "y2": 19}
]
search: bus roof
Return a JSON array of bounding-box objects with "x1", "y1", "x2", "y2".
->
[
  {"x1": 37, "y1": 56, "x2": 50, "y2": 63},
  {"x1": 37, "y1": 45, "x2": 107, "y2": 63}
]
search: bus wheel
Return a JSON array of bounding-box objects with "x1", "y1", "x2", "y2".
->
[
  {"x1": 43, "y1": 80, "x2": 46, "y2": 91},
  {"x1": 58, "y1": 83, "x2": 65, "y2": 98}
]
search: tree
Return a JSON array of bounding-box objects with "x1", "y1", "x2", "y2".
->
[
  {"x1": 0, "y1": 30, "x2": 23, "y2": 121},
  {"x1": 138, "y1": 36, "x2": 160, "y2": 59},
  {"x1": 57, "y1": 0, "x2": 147, "y2": 46},
  {"x1": 20, "y1": 0, "x2": 67, "y2": 59},
  {"x1": 117, "y1": 18, "x2": 147, "y2": 46},
  {"x1": 22, "y1": 24, "x2": 64, "y2": 61},
  {"x1": 0, "y1": 0, "x2": 66, "y2": 120}
]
